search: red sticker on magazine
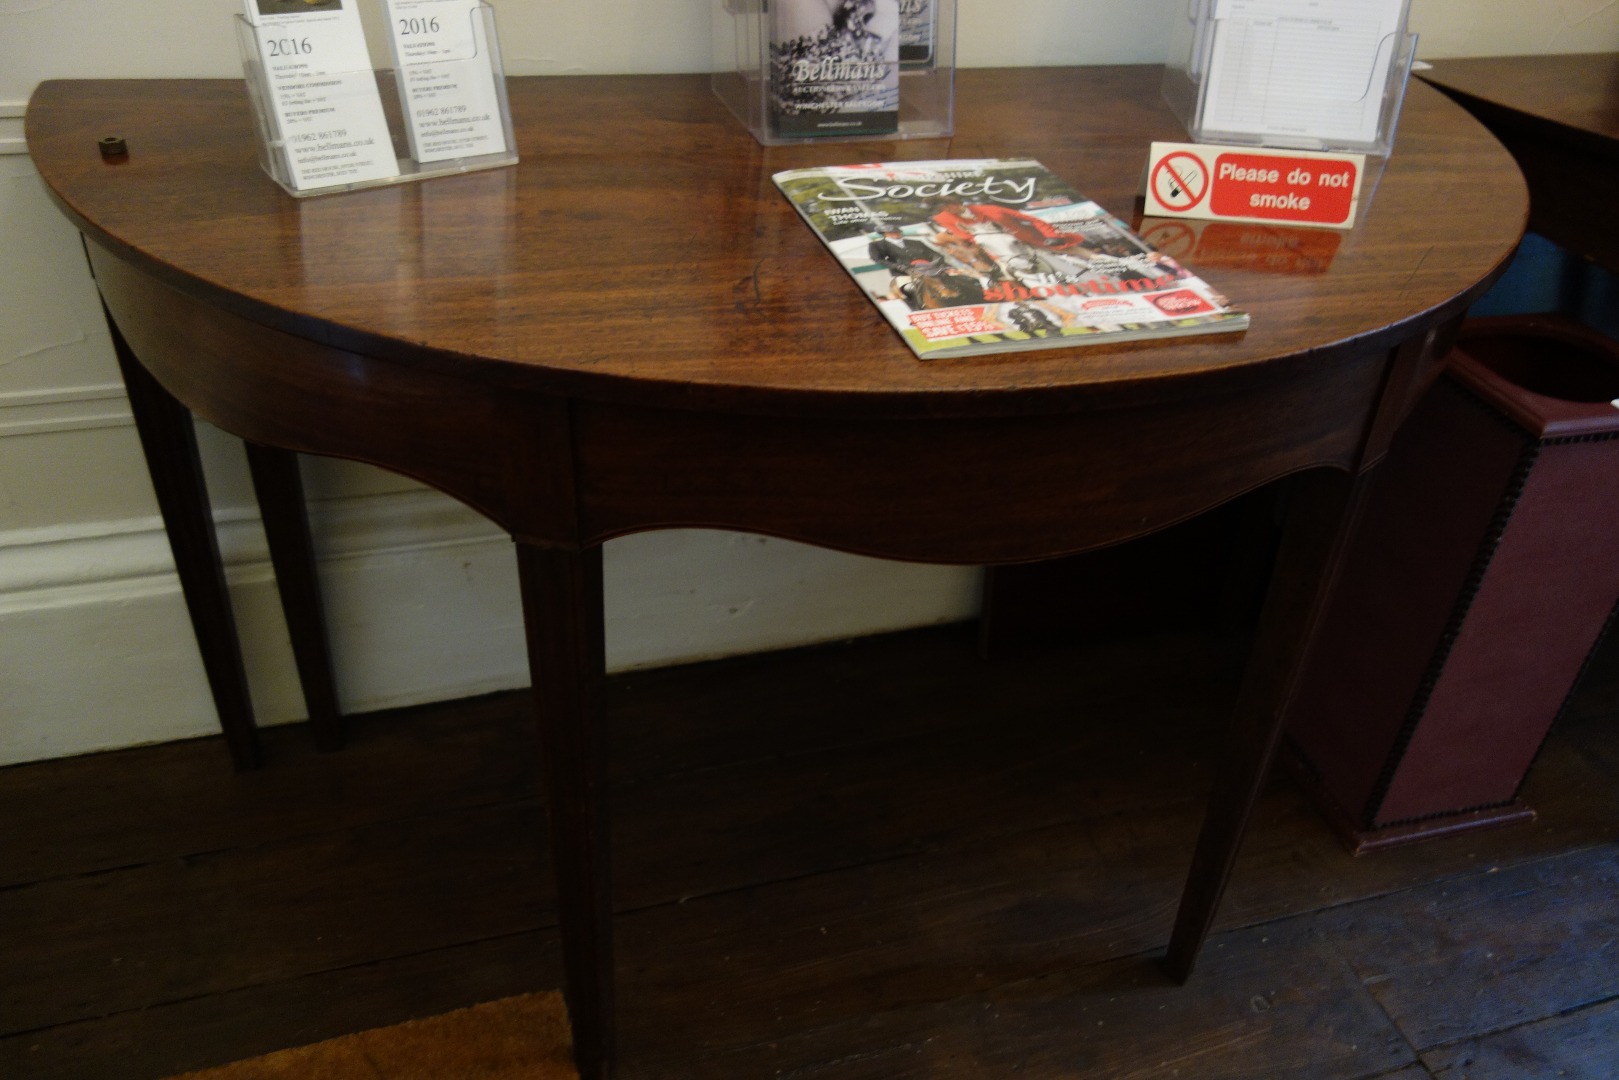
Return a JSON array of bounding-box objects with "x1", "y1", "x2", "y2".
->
[
  {"x1": 1149, "y1": 290, "x2": 1216, "y2": 317},
  {"x1": 910, "y1": 306, "x2": 1003, "y2": 340}
]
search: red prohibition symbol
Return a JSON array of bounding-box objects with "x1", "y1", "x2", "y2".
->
[{"x1": 1152, "y1": 152, "x2": 1209, "y2": 211}]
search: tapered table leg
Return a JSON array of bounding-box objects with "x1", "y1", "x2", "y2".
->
[
  {"x1": 108, "y1": 311, "x2": 262, "y2": 772},
  {"x1": 1164, "y1": 467, "x2": 1372, "y2": 981},
  {"x1": 517, "y1": 543, "x2": 614, "y2": 1079},
  {"x1": 245, "y1": 442, "x2": 344, "y2": 751}
]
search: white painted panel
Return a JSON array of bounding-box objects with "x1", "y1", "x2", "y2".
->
[
  {"x1": 0, "y1": 157, "x2": 118, "y2": 394},
  {"x1": 0, "y1": 579, "x2": 226, "y2": 764},
  {"x1": 2, "y1": 1, "x2": 1171, "y2": 93},
  {"x1": 604, "y1": 531, "x2": 980, "y2": 672},
  {"x1": 4, "y1": 0, "x2": 1615, "y2": 109},
  {"x1": 0, "y1": 492, "x2": 980, "y2": 763},
  {"x1": 0, "y1": 423, "x2": 158, "y2": 530},
  {"x1": 956, "y1": 1, "x2": 1176, "y2": 67}
]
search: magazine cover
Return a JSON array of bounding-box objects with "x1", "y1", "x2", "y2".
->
[
  {"x1": 773, "y1": 159, "x2": 1249, "y2": 358},
  {"x1": 770, "y1": 0, "x2": 900, "y2": 137}
]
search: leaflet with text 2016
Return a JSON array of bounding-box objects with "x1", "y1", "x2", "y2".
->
[{"x1": 773, "y1": 159, "x2": 1249, "y2": 359}]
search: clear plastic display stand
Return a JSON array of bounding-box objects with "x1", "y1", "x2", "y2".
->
[
  {"x1": 1162, "y1": 0, "x2": 1417, "y2": 181},
  {"x1": 712, "y1": 0, "x2": 955, "y2": 146},
  {"x1": 236, "y1": 4, "x2": 517, "y2": 199}
]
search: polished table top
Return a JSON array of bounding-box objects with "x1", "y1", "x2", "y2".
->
[
  {"x1": 25, "y1": 67, "x2": 1530, "y2": 1078},
  {"x1": 29, "y1": 68, "x2": 1524, "y2": 419},
  {"x1": 1419, "y1": 53, "x2": 1619, "y2": 148},
  {"x1": 1419, "y1": 53, "x2": 1619, "y2": 272}
]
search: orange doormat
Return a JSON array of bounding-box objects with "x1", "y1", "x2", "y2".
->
[{"x1": 165, "y1": 992, "x2": 578, "y2": 1080}]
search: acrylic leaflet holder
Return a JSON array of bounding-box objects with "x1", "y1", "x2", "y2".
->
[
  {"x1": 712, "y1": 0, "x2": 956, "y2": 146},
  {"x1": 236, "y1": 4, "x2": 517, "y2": 199},
  {"x1": 1161, "y1": 0, "x2": 1417, "y2": 159}
]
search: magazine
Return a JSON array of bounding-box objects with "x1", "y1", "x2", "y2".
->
[{"x1": 772, "y1": 159, "x2": 1249, "y2": 359}]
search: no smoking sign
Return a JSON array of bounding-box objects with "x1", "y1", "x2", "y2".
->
[{"x1": 1143, "y1": 142, "x2": 1365, "y2": 229}]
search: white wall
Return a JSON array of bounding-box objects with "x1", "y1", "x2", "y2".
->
[
  {"x1": 1408, "y1": 0, "x2": 1619, "y2": 57},
  {"x1": 2, "y1": 1, "x2": 1616, "y2": 765}
]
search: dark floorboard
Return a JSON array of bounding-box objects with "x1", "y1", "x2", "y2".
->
[
  {"x1": 2, "y1": 624, "x2": 1616, "y2": 1079},
  {"x1": 1422, "y1": 996, "x2": 1619, "y2": 1080}
]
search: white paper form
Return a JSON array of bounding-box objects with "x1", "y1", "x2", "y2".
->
[
  {"x1": 384, "y1": 0, "x2": 509, "y2": 163},
  {"x1": 1199, "y1": 0, "x2": 1407, "y2": 148},
  {"x1": 243, "y1": 0, "x2": 400, "y2": 189}
]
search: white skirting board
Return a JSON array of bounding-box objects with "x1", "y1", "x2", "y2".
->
[{"x1": 0, "y1": 488, "x2": 982, "y2": 766}]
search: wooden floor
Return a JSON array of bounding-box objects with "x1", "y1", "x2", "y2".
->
[{"x1": 3, "y1": 624, "x2": 1617, "y2": 1080}]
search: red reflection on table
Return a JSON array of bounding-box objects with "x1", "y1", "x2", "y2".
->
[{"x1": 1139, "y1": 218, "x2": 1342, "y2": 275}]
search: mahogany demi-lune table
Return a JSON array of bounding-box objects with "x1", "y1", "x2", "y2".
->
[{"x1": 25, "y1": 67, "x2": 1526, "y2": 1078}]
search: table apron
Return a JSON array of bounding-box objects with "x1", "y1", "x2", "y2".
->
[
  {"x1": 93, "y1": 241, "x2": 1429, "y2": 565},
  {"x1": 91, "y1": 242, "x2": 546, "y2": 534},
  {"x1": 568, "y1": 369, "x2": 1379, "y2": 563}
]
